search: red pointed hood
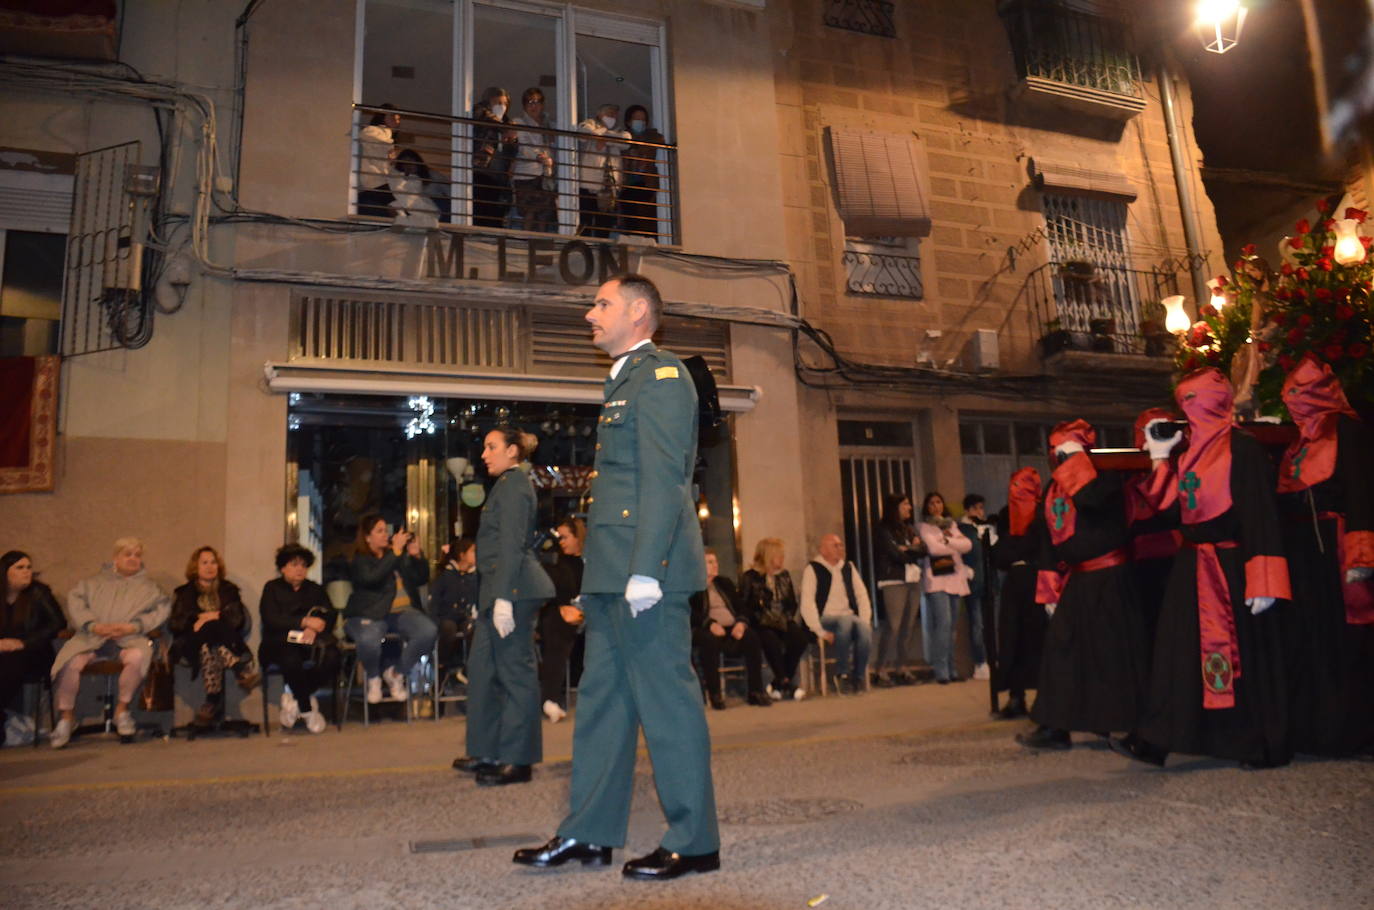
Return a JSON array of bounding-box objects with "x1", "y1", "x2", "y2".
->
[
  {"x1": 1007, "y1": 466, "x2": 1042, "y2": 536},
  {"x1": 1175, "y1": 369, "x2": 1234, "y2": 524},
  {"x1": 1278, "y1": 354, "x2": 1357, "y2": 491}
]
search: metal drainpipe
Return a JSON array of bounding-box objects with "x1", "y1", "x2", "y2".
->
[{"x1": 1157, "y1": 54, "x2": 1211, "y2": 303}]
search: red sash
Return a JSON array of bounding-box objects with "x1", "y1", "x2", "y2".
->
[
  {"x1": 1035, "y1": 548, "x2": 1128, "y2": 605},
  {"x1": 1317, "y1": 513, "x2": 1374, "y2": 624},
  {"x1": 1186, "y1": 539, "x2": 1241, "y2": 710},
  {"x1": 1131, "y1": 529, "x2": 1181, "y2": 562}
]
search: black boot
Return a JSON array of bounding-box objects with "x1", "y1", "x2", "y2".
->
[
  {"x1": 995, "y1": 695, "x2": 1028, "y2": 720},
  {"x1": 1108, "y1": 734, "x2": 1167, "y2": 767},
  {"x1": 1015, "y1": 725, "x2": 1071, "y2": 751}
]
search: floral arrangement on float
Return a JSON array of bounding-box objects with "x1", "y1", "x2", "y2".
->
[{"x1": 1167, "y1": 201, "x2": 1374, "y2": 419}]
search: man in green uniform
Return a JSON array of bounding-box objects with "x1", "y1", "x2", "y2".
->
[{"x1": 513, "y1": 273, "x2": 718, "y2": 880}]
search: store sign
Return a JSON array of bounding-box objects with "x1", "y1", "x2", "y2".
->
[{"x1": 423, "y1": 233, "x2": 629, "y2": 287}]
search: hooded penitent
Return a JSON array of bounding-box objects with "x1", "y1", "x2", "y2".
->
[
  {"x1": 1175, "y1": 370, "x2": 1234, "y2": 525},
  {"x1": 1043, "y1": 419, "x2": 1097, "y2": 546},
  {"x1": 1277, "y1": 354, "x2": 1357, "y2": 493}
]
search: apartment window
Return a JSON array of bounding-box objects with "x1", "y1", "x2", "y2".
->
[
  {"x1": 355, "y1": 0, "x2": 674, "y2": 241},
  {"x1": 1042, "y1": 192, "x2": 1140, "y2": 337},
  {"x1": 843, "y1": 236, "x2": 923, "y2": 299},
  {"x1": 0, "y1": 230, "x2": 64, "y2": 357},
  {"x1": 823, "y1": 0, "x2": 897, "y2": 38}
]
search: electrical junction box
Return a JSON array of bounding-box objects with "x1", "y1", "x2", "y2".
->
[{"x1": 965, "y1": 329, "x2": 999, "y2": 371}]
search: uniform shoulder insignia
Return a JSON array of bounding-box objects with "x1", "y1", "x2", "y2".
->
[{"x1": 655, "y1": 365, "x2": 680, "y2": 380}]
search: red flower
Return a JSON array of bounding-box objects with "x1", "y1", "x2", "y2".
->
[
  {"x1": 1200, "y1": 303, "x2": 1219, "y2": 318},
  {"x1": 1188, "y1": 323, "x2": 1212, "y2": 346},
  {"x1": 1297, "y1": 313, "x2": 1313, "y2": 328},
  {"x1": 1346, "y1": 207, "x2": 1368, "y2": 224},
  {"x1": 1315, "y1": 288, "x2": 1333, "y2": 301},
  {"x1": 1322, "y1": 245, "x2": 1335, "y2": 257},
  {"x1": 1350, "y1": 343, "x2": 1370, "y2": 359},
  {"x1": 1336, "y1": 304, "x2": 1356, "y2": 320},
  {"x1": 1317, "y1": 199, "x2": 1332, "y2": 214},
  {"x1": 1272, "y1": 310, "x2": 1288, "y2": 325},
  {"x1": 1290, "y1": 236, "x2": 1306, "y2": 250},
  {"x1": 1323, "y1": 219, "x2": 1336, "y2": 232},
  {"x1": 1241, "y1": 243, "x2": 1257, "y2": 256},
  {"x1": 1297, "y1": 268, "x2": 1310, "y2": 281},
  {"x1": 1322, "y1": 343, "x2": 1345, "y2": 361},
  {"x1": 1362, "y1": 236, "x2": 1373, "y2": 250},
  {"x1": 1286, "y1": 328, "x2": 1305, "y2": 345},
  {"x1": 1293, "y1": 287, "x2": 1308, "y2": 300},
  {"x1": 1318, "y1": 258, "x2": 1334, "y2": 272},
  {"x1": 1217, "y1": 274, "x2": 1229, "y2": 287},
  {"x1": 1280, "y1": 263, "x2": 1294, "y2": 276},
  {"x1": 1297, "y1": 218, "x2": 1311, "y2": 234}
]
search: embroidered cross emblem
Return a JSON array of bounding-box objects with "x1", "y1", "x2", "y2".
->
[
  {"x1": 1179, "y1": 471, "x2": 1201, "y2": 510},
  {"x1": 1290, "y1": 446, "x2": 1308, "y2": 480},
  {"x1": 1051, "y1": 497, "x2": 1069, "y2": 530}
]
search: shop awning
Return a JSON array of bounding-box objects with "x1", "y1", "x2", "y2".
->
[
  {"x1": 828, "y1": 127, "x2": 932, "y2": 238},
  {"x1": 263, "y1": 362, "x2": 761, "y2": 413},
  {"x1": 1031, "y1": 159, "x2": 1138, "y2": 200}
]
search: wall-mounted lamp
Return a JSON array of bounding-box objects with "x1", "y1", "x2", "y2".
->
[{"x1": 1195, "y1": 0, "x2": 1246, "y2": 54}]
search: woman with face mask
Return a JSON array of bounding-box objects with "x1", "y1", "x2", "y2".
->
[
  {"x1": 472, "y1": 87, "x2": 517, "y2": 228},
  {"x1": 576, "y1": 103, "x2": 629, "y2": 238},
  {"x1": 618, "y1": 105, "x2": 665, "y2": 240}
]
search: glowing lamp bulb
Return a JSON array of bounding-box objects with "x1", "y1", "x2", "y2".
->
[
  {"x1": 1195, "y1": 0, "x2": 1246, "y2": 54},
  {"x1": 1332, "y1": 218, "x2": 1367, "y2": 266},
  {"x1": 1205, "y1": 278, "x2": 1227, "y2": 311},
  {"x1": 1163, "y1": 295, "x2": 1190, "y2": 334}
]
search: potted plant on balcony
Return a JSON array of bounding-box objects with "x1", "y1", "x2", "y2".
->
[
  {"x1": 1088, "y1": 316, "x2": 1116, "y2": 352},
  {"x1": 1058, "y1": 260, "x2": 1098, "y2": 282},
  {"x1": 1039, "y1": 317, "x2": 1072, "y2": 357},
  {"x1": 1139, "y1": 300, "x2": 1171, "y2": 357}
]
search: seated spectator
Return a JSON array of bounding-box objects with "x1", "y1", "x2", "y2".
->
[
  {"x1": 576, "y1": 103, "x2": 629, "y2": 237},
  {"x1": 358, "y1": 104, "x2": 399, "y2": 217},
  {"x1": 918, "y1": 492, "x2": 972, "y2": 685},
  {"x1": 50, "y1": 538, "x2": 171, "y2": 748},
  {"x1": 539, "y1": 518, "x2": 585, "y2": 722},
  {"x1": 799, "y1": 534, "x2": 873, "y2": 695},
  {"x1": 691, "y1": 549, "x2": 770, "y2": 710},
  {"x1": 739, "y1": 537, "x2": 811, "y2": 700},
  {"x1": 170, "y1": 546, "x2": 260, "y2": 728},
  {"x1": 472, "y1": 87, "x2": 517, "y2": 228},
  {"x1": 258, "y1": 544, "x2": 339, "y2": 734},
  {"x1": 429, "y1": 536, "x2": 478, "y2": 684},
  {"x1": 510, "y1": 87, "x2": 557, "y2": 233},
  {"x1": 343, "y1": 514, "x2": 437, "y2": 705},
  {"x1": 0, "y1": 551, "x2": 63, "y2": 745},
  {"x1": 618, "y1": 104, "x2": 665, "y2": 240},
  {"x1": 389, "y1": 149, "x2": 442, "y2": 228}
]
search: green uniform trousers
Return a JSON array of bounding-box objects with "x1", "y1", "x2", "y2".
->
[
  {"x1": 557, "y1": 592, "x2": 719, "y2": 854},
  {"x1": 465, "y1": 598, "x2": 542, "y2": 766}
]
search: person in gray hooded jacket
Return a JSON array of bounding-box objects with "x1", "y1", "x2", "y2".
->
[{"x1": 50, "y1": 537, "x2": 171, "y2": 747}]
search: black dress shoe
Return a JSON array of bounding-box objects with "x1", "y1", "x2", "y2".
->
[
  {"x1": 452, "y1": 755, "x2": 496, "y2": 773},
  {"x1": 995, "y1": 696, "x2": 1029, "y2": 720},
  {"x1": 1108, "y1": 734, "x2": 1167, "y2": 767},
  {"x1": 513, "y1": 836, "x2": 612, "y2": 868},
  {"x1": 746, "y1": 690, "x2": 773, "y2": 707},
  {"x1": 708, "y1": 693, "x2": 726, "y2": 710},
  {"x1": 476, "y1": 763, "x2": 532, "y2": 786},
  {"x1": 1015, "y1": 726, "x2": 1071, "y2": 751},
  {"x1": 622, "y1": 846, "x2": 720, "y2": 880}
]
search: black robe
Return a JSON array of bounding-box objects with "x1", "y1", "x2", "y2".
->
[
  {"x1": 1127, "y1": 494, "x2": 1179, "y2": 648},
  {"x1": 1278, "y1": 414, "x2": 1374, "y2": 757},
  {"x1": 1139, "y1": 430, "x2": 1291, "y2": 766},
  {"x1": 992, "y1": 509, "x2": 1045, "y2": 696},
  {"x1": 1031, "y1": 469, "x2": 1150, "y2": 734}
]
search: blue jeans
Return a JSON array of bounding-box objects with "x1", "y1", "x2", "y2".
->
[
  {"x1": 344, "y1": 611, "x2": 438, "y2": 679},
  {"x1": 821, "y1": 613, "x2": 872, "y2": 681},
  {"x1": 924, "y1": 591, "x2": 957, "y2": 681},
  {"x1": 962, "y1": 593, "x2": 987, "y2": 667}
]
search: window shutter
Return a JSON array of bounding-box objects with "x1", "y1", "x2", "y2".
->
[
  {"x1": 1032, "y1": 159, "x2": 1137, "y2": 200},
  {"x1": 828, "y1": 128, "x2": 932, "y2": 238}
]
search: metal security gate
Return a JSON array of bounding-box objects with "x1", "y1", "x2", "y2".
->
[{"x1": 839, "y1": 450, "x2": 918, "y2": 601}]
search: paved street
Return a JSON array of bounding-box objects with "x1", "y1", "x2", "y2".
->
[{"x1": 2, "y1": 682, "x2": 1371, "y2": 909}]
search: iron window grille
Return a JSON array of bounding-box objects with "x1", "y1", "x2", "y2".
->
[
  {"x1": 1042, "y1": 193, "x2": 1139, "y2": 337},
  {"x1": 999, "y1": 0, "x2": 1143, "y2": 100},
  {"x1": 843, "y1": 237, "x2": 924, "y2": 299},
  {"x1": 823, "y1": 0, "x2": 897, "y2": 38}
]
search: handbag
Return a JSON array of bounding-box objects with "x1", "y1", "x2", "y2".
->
[
  {"x1": 140, "y1": 642, "x2": 175, "y2": 712},
  {"x1": 929, "y1": 556, "x2": 956, "y2": 577}
]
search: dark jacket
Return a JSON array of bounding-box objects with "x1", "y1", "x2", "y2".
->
[
  {"x1": 738, "y1": 568, "x2": 799, "y2": 629},
  {"x1": 690, "y1": 576, "x2": 743, "y2": 631},
  {"x1": 428, "y1": 564, "x2": 479, "y2": 626},
  {"x1": 958, "y1": 518, "x2": 994, "y2": 598},
  {"x1": 258, "y1": 577, "x2": 334, "y2": 640},
  {"x1": 872, "y1": 520, "x2": 927, "y2": 583},
  {"x1": 1, "y1": 580, "x2": 64, "y2": 652},
  {"x1": 169, "y1": 579, "x2": 246, "y2": 638},
  {"x1": 472, "y1": 102, "x2": 516, "y2": 177},
  {"x1": 477, "y1": 466, "x2": 555, "y2": 608},
  {"x1": 545, "y1": 553, "x2": 585, "y2": 608},
  {"x1": 344, "y1": 551, "x2": 430, "y2": 621}
]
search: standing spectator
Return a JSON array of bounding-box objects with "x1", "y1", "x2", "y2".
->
[
  {"x1": 691, "y1": 549, "x2": 770, "y2": 709},
  {"x1": 343, "y1": 514, "x2": 436, "y2": 706},
  {"x1": 0, "y1": 551, "x2": 63, "y2": 744},
  {"x1": 50, "y1": 538, "x2": 171, "y2": 748},
  {"x1": 617, "y1": 104, "x2": 664, "y2": 240},
  {"x1": 918, "y1": 492, "x2": 972, "y2": 685},
  {"x1": 991, "y1": 469, "x2": 1047, "y2": 719},
  {"x1": 799, "y1": 534, "x2": 873, "y2": 694},
  {"x1": 357, "y1": 104, "x2": 399, "y2": 217},
  {"x1": 258, "y1": 544, "x2": 339, "y2": 735},
  {"x1": 472, "y1": 87, "x2": 516, "y2": 228},
  {"x1": 455, "y1": 427, "x2": 554, "y2": 786},
  {"x1": 539, "y1": 518, "x2": 585, "y2": 723},
  {"x1": 510, "y1": 87, "x2": 557, "y2": 233},
  {"x1": 957, "y1": 494, "x2": 995, "y2": 682},
  {"x1": 872, "y1": 493, "x2": 925, "y2": 687},
  {"x1": 429, "y1": 537, "x2": 478, "y2": 684},
  {"x1": 169, "y1": 546, "x2": 259, "y2": 728},
  {"x1": 739, "y1": 538, "x2": 810, "y2": 700},
  {"x1": 577, "y1": 103, "x2": 629, "y2": 237}
]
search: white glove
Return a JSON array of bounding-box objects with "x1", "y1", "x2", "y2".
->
[
  {"x1": 1053, "y1": 440, "x2": 1085, "y2": 458},
  {"x1": 1143, "y1": 418, "x2": 1183, "y2": 461},
  {"x1": 1044, "y1": 602, "x2": 1057, "y2": 617},
  {"x1": 1246, "y1": 596, "x2": 1275, "y2": 616},
  {"x1": 1347, "y1": 567, "x2": 1374, "y2": 584},
  {"x1": 625, "y1": 574, "x2": 663, "y2": 617},
  {"x1": 493, "y1": 599, "x2": 515, "y2": 638}
]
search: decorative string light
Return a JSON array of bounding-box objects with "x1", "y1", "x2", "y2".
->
[{"x1": 405, "y1": 395, "x2": 437, "y2": 439}]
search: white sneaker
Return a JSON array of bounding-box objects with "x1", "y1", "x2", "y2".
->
[
  {"x1": 543, "y1": 700, "x2": 566, "y2": 723},
  {"x1": 792, "y1": 688, "x2": 807, "y2": 701},
  {"x1": 382, "y1": 667, "x2": 408, "y2": 701},
  {"x1": 973, "y1": 663, "x2": 991, "y2": 681},
  {"x1": 766, "y1": 684, "x2": 782, "y2": 701},
  {"x1": 304, "y1": 697, "x2": 327, "y2": 734},
  {"x1": 114, "y1": 711, "x2": 136, "y2": 737},
  {"x1": 365, "y1": 677, "x2": 383, "y2": 704},
  {"x1": 279, "y1": 691, "x2": 300, "y2": 729},
  {"x1": 50, "y1": 717, "x2": 73, "y2": 749}
]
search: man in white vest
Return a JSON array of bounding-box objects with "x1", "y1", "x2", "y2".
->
[{"x1": 799, "y1": 534, "x2": 872, "y2": 695}]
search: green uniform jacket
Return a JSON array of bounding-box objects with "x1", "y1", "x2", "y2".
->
[
  {"x1": 581, "y1": 343, "x2": 707, "y2": 595},
  {"x1": 476, "y1": 466, "x2": 555, "y2": 609}
]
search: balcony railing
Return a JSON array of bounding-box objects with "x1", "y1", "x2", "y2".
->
[
  {"x1": 999, "y1": 0, "x2": 1145, "y2": 118},
  {"x1": 823, "y1": 0, "x2": 897, "y2": 38},
  {"x1": 351, "y1": 104, "x2": 679, "y2": 245},
  {"x1": 1024, "y1": 259, "x2": 1185, "y2": 358}
]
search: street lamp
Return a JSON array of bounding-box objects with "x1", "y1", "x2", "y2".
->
[{"x1": 1195, "y1": 0, "x2": 1246, "y2": 54}]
